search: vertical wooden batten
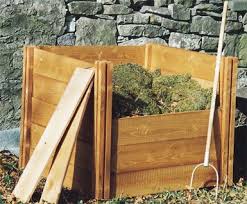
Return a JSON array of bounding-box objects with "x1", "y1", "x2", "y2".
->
[
  {"x1": 20, "y1": 46, "x2": 34, "y2": 167},
  {"x1": 94, "y1": 61, "x2": 107, "y2": 199},
  {"x1": 228, "y1": 58, "x2": 238, "y2": 185},
  {"x1": 103, "y1": 62, "x2": 113, "y2": 199}
]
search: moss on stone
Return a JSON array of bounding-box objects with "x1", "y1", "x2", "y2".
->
[{"x1": 112, "y1": 63, "x2": 212, "y2": 118}]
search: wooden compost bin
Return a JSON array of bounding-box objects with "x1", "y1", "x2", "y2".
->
[{"x1": 19, "y1": 44, "x2": 238, "y2": 200}]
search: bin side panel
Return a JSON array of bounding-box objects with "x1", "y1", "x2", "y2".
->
[
  {"x1": 38, "y1": 46, "x2": 146, "y2": 66},
  {"x1": 20, "y1": 47, "x2": 95, "y2": 198},
  {"x1": 150, "y1": 44, "x2": 217, "y2": 81}
]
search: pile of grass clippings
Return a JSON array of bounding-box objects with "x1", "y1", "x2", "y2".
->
[
  {"x1": 1, "y1": 150, "x2": 247, "y2": 204},
  {"x1": 112, "y1": 63, "x2": 212, "y2": 118}
]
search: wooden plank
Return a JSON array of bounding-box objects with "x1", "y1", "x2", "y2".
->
[
  {"x1": 30, "y1": 140, "x2": 93, "y2": 175},
  {"x1": 228, "y1": 58, "x2": 238, "y2": 185},
  {"x1": 13, "y1": 68, "x2": 94, "y2": 203},
  {"x1": 40, "y1": 82, "x2": 93, "y2": 204},
  {"x1": 112, "y1": 161, "x2": 219, "y2": 197},
  {"x1": 19, "y1": 47, "x2": 28, "y2": 168},
  {"x1": 31, "y1": 98, "x2": 55, "y2": 127},
  {"x1": 33, "y1": 74, "x2": 67, "y2": 105},
  {"x1": 95, "y1": 62, "x2": 107, "y2": 199},
  {"x1": 112, "y1": 110, "x2": 222, "y2": 146},
  {"x1": 30, "y1": 145, "x2": 94, "y2": 197},
  {"x1": 220, "y1": 57, "x2": 232, "y2": 182},
  {"x1": 104, "y1": 62, "x2": 113, "y2": 199},
  {"x1": 33, "y1": 48, "x2": 93, "y2": 83},
  {"x1": 151, "y1": 44, "x2": 217, "y2": 81},
  {"x1": 93, "y1": 61, "x2": 99, "y2": 197},
  {"x1": 38, "y1": 45, "x2": 146, "y2": 66},
  {"x1": 30, "y1": 124, "x2": 93, "y2": 169},
  {"x1": 20, "y1": 47, "x2": 34, "y2": 167},
  {"x1": 30, "y1": 96, "x2": 94, "y2": 144},
  {"x1": 113, "y1": 137, "x2": 218, "y2": 173},
  {"x1": 144, "y1": 44, "x2": 152, "y2": 69}
]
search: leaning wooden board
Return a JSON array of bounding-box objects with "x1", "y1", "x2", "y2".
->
[
  {"x1": 20, "y1": 47, "x2": 95, "y2": 197},
  {"x1": 20, "y1": 44, "x2": 238, "y2": 199}
]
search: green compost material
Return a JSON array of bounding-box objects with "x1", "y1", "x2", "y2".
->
[{"x1": 112, "y1": 63, "x2": 212, "y2": 118}]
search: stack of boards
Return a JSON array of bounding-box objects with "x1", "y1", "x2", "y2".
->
[{"x1": 12, "y1": 47, "x2": 113, "y2": 203}]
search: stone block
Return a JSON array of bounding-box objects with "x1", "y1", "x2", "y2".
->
[
  {"x1": 162, "y1": 18, "x2": 190, "y2": 33},
  {"x1": 169, "y1": 32, "x2": 201, "y2": 50},
  {"x1": 118, "y1": 24, "x2": 169, "y2": 37},
  {"x1": 76, "y1": 17, "x2": 117, "y2": 45},
  {"x1": 57, "y1": 33, "x2": 76, "y2": 46},
  {"x1": 191, "y1": 16, "x2": 220, "y2": 36},
  {"x1": 168, "y1": 4, "x2": 191, "y2": 21},
  {"x1": 140, "y1": 6, "x2": 171, "y2": 17},
  {"x1": 68, "y1": 1, "x2": 103, "y2": 15},
  {"x1": 103, "y1": 4, "x2": 133, "y2": 15},
  {"x1": 119, "y1": 37, "x2": 168, "y2": 45}
]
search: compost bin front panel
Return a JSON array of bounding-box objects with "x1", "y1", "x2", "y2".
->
[
  {"x1": 20, "y1": 47, "x2": 95, "y2": 198},
  {"x1": 111, "y1": 110, "x2": 221, "y2": 196}
]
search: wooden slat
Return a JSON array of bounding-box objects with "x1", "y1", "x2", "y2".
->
[
  {"x1": 104, "y1": 62, "x2": 113, "y2": 199},
  {"x1": 19, "y1": 47, "x2": 28, "y2": 168},
  {"x1": 150, "y1": 44, "x2": 217, "y2": 81},
  {"x1": 30, "y1": 140, "x2": 93, "y2": 175},
  {"x1": 20, "y1": 47, "x2": 34, "y2": 167},
  {"x1": 95, "y1": 62, "x2": 107, "y2": 199},
  {"x1": 30, "y1": 146, "x2": 93, "y2": 197},
  {"x1": 32, "y1": 74, "x2": 67, "y2": 105},
  {"x1": 31, "y1": 98, "x2": 55, "y2": 127},
  {"x1": 33, "y1": 48, "x2": 93, "y2": 83},
  {"x1": 30, "y1": 100, "x2": 93, "y2": 144},
  {"x1": 38, "y1": 45, "x2": 146, "y2": 66},
  {"x1": 228, "y1": 58, "x2": 238, "y2": 185},
  {"x1": 93, "y1": 61, "x2": 99, "y2": 197},
  {"x1": 220, "y1": 57, "x2": 232, "y2": 182},
  {"x1": 113, "y1": 137, "x2": 217, "y2": 173},
  {"x1": 112, "y1": 161, "x2": 219, "y2": 197},
  {"x1": 13, "y1": 68, "x2": 94, "y2": 203},
  {"x1": 112, "y1": 110, "x2": 220, "y2": 146},
  {"x1": 40, "y1": 82, "x2": 93, "y2": 204},
  {"x1": 144, "y1": 44, "x2": 152, "y2": 69}
]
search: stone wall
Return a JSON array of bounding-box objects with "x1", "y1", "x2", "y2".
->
[{"x1": 1, "y1": 0, "x2": 247, "y2": 130}]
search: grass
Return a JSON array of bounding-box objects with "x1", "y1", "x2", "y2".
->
[{"x1": 0, "y1": 150, "x2": 247, "y2": 203}]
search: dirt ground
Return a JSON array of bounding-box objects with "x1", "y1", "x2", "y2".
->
[{"x1": 0, "y1": 150, "x2": 247, "y2": 204}]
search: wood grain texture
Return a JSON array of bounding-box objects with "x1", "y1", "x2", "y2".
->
[
  {"x1": 112, "y1": 110, "x2": 218, "y2": 146},
  {"x1": 95, "y1": 62, "x2": 107, "y2": 199},
  {"x1": 19, "y1": 47, "x2": 28, "y2": 168},
  {"x1": 32, "y1": 74, "x2": 67, "y2": 105},
  {"x1": 112, "y1": 161, "x2": 219, "y2": 197},
  {"x1": 40, "y1": 82, "x2": 93, "y2": 204},
  {"x1": 144, "y1": 44, "x2": 152, "y2": 69},
  {"x1": 13, "y1": 68, "x2": 94, "y2": 203},
  {"x1": 150, "y1": 44, "x2": 216, "y2": 81},
  {"x1": 21, "y1": 47, "x2": 34, "y2": 167},
  {"x1": 228, "y1": 58, "x2": 238, "y2": 185},
  {"x1": 31, "y1": 97, "x2": 55, "y2": 127},
  {"x1": 38, "y1": 45, "x2": 146, "y2": 66},
  {"x1": 33, "y1": 48, "x2": 93, "y2": 82},
  {"x1": 220, "y1": 58, "x2": 232, "y2": 182},
  {"x1": 113, "y1": 136, "x2": 217, "y2": 174},
  {"x1": 104, "y1": 62, "x2": 113, "y2": 199}
]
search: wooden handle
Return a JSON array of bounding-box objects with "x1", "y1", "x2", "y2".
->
[{"x1": 204, "y1": 1, "x2": 228, "y2": 166}]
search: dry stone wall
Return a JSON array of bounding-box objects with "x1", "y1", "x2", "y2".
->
[{"x1": 1, "y1": 0, "x2": 247, "y2": 129}]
